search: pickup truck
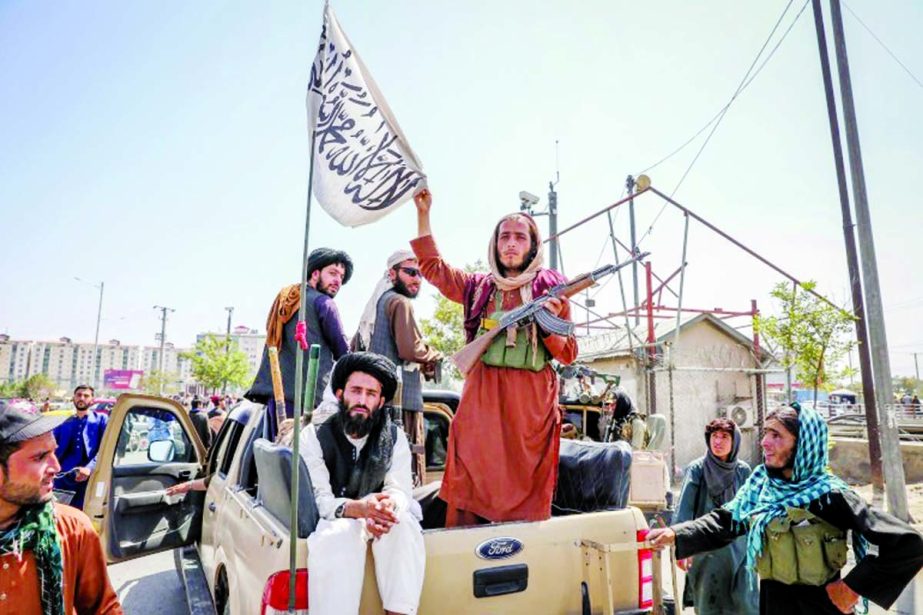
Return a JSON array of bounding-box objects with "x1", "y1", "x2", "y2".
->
[{"x1": 85, "y1": 393, "x2": 663, "y2": 615}]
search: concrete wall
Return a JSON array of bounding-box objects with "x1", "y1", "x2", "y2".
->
[
  {"x1": 829, "y1": 437, "x2": 923, "y2": 484},
  {"x1": 584, "y1": 319, "x2": 763, "y2": 483}
]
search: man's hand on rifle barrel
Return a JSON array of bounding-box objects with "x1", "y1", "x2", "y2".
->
[{"x1": 542, "y1": 297, "x2": 564, "y2": 318}]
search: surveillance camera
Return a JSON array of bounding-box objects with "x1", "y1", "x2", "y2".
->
[{"x1": 519, "y1": 191, "x2": 540, "y2": 207}]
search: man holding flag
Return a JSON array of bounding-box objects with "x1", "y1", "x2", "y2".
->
[{"x1": 410, "y1": 188, "x2": 578, "y2": 527}]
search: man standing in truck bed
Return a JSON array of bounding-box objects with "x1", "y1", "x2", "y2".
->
[
  {"x1": 410, "y1": 187, "x2": 577, "y2": 526},
  {"x1": 247, "y1": 248, "x2": 353, "y2": 415}
]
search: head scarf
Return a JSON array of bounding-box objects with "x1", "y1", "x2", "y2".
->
[
  {"x1": 329, "y1": 352, "x2": 398, "y2": 403},
  {"x1": 702, "y1": 422, "x2": 743, "y2": 505},
  {"x1": 355, "y1": 249, "x2": 415, "y2": 350},
  {"x1": 0, "y1": 503, "x2": 64, "y2": 615},
  {"x1": 307, "y1": 248, "x2": 354, "y2": 285},
  {"x1": 724, "y1": 404, "x2": 868, "y2": 579}
]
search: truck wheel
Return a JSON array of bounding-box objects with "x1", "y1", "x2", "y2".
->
[
  {"x1": 215, "y1": 569, "x2": 230, "y2": 615},
  {"x1": 580, "y1": 581, "x2": 591, "y2": 615}
]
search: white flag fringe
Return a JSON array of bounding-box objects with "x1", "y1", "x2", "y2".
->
[{"x1": 307, "y1": 5, "x2": 426, "y2": 228}]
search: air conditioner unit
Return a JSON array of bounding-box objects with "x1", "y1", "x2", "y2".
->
[{"x1": 719, "y1": 405, "x2": 754, "y2": 430}]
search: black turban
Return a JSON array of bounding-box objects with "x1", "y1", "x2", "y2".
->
[
  {"x1": 330, "y1": 352, "x2": 398, "y2": 403},
  {"x1": 307, "y1": 248, "x2": 354, "y2": 285}
]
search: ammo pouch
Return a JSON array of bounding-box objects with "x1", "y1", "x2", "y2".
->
[
  {"x1": 756, "y1": 507, "x2": 848, "y2": 586},
  {"x1": 479, "y1": 307, "x2": 550, "y2": 372}
]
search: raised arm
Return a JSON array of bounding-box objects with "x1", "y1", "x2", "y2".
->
[{"x1": 410, "y1": 188, "x2": 471, "y2": 304}]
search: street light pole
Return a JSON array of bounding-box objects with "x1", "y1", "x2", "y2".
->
[
  {"x1": 75, "y1": 277, "x2": 104, "y2": 390},
  {"x1": 153, "y1": 305, "x2": 175, "y2": 396},
  {"x1": 223, "y1": 306, "x2": 234, "y2": 394}
]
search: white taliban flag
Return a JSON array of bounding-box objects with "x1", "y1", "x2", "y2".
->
[{"x1": 306, "y1": 4, "x2": 426, "y2": 228}]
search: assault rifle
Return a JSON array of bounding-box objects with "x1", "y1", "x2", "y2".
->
[{"x1": 451, "y1": 252, "x2": 649, "y2": 376}]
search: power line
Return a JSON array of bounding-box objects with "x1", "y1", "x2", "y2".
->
[
  {"x1": 635, "y1": 0, "x2": 809, "y2": 244},
  {"x1": 843, "y1": 1, "x2": 923, "y2": 90}
]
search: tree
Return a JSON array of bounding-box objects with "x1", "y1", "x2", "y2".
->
[
  {"x1": 181, "y1": 334, "x2": 252, "y2": 392},
  {"x1": 756, "y1": 281, "x2": 857, "y2": 405},
  {"x1": 420, "y1": 260, "x2": 486, "y2": 383},
  {"x1": 0, "y1": 380, "x2": 21, "y2": 397},
  {"x1": 19, "y1": 374, "x2": 56, "y2": 400},
  {"x1": 140, "y1": 370, "x2": 180, "y2": 396}
]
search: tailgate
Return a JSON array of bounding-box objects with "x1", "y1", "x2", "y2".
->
[{"x1": 414, "y1": 508, "x2": 649, "y2": 615}]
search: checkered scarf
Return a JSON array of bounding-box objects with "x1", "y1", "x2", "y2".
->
[
  {"x1": 724, "y1": 404, "x2": 868, "y2": 578},
  {"x1": 0, "y1": 502, "x2": 64, "y2": 615}
]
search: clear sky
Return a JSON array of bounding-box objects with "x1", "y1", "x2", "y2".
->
[{"x1": 1, "y1": 1, "x2": 921, "y2": 378}]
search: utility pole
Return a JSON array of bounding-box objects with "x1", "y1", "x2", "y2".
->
[
  {"x1": 627, "y1": 175, "x2": 640, "y2": 326},
  {"x1": 829, "y1": 0, "x2": 908, "y2": 520},
  {"x1": 810, "y1": 0, "x2": 884, "y2": 495},
  {"x1": 153, "y1": 305, "x2": 175, "y2": 396},
  {"x1": 914, "y1": 353, "x2": 921, "y2": 384},
  {"x1": 223, "y1": 306, "x2": 234, "y2": 394},
  {"x1": 547, "y1": 181, "x2": 559, "y2": 271}
]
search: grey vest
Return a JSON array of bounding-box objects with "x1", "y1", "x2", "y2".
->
[
  {"x1": 247, "y1": 286, "x2": 334, "y2": 406},
  {"x1": 369, "y1": 290, "x2": 423, "y2": 411}
]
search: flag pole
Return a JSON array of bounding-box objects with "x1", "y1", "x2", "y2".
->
[{"x1": 288, "y1": 91, "x2": 319, "y2": 613}]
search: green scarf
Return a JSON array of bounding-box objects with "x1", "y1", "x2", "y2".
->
[
  {"x1": 0, "y1": 502, "x2": 65, "y2": 615},
  {"x1": 724, "y1": 404, "x2": 868, "y2": 598}
]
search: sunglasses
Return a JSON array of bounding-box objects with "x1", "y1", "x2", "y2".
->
[{"x1": 398, "y1": 266, "x2": 421, "y2": 278}]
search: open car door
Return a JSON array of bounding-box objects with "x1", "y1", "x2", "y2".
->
[{"x1": 84, "y1": 394, "x2": 207, "y2": 564}]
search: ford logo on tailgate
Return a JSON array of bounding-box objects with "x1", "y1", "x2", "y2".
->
[{"x1": 476, "y1": 537, "x2": 523, "y2": 560}]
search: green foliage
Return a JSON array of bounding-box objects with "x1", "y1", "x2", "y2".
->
[
  {"x1": 19, "y1": 374, "x2": 57, "y2": 400},
  {"x1": 756, "y1": 281, "x2": 856, "y2": 403},
  {"x1": 0, "y1": 381, "x2": 21, "y2": 397},
  {"x1": 181, "y1": 334, "x2": 252, "y2": 392},
  {"x1": 420, "y1": 260, "x2": 487, "y2": 382},
  {"x1": 140, "y1": 370, "x2": 180, "y2": 396},
  {"x1": 893, "y1": 376, "x2": 920, "y2": 397}
]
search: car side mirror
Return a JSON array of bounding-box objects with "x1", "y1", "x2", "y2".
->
[{"x1": 148, "y1": 439, "x2": 176, "y2": 463}]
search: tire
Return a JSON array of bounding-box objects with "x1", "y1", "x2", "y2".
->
[{"x1": 215, "y1": 569, "x2": 230, "y2": 615}]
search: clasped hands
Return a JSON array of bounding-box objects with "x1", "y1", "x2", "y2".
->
[{"x1": 345, "y1": 493, "x2": 399, "y2": 539}]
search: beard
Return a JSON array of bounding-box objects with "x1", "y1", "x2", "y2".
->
[
  {"x1": 339, "y1": 399, "x2": 382, "y2": 439},
  {"x1": 0, "y1": 478, "x2": 50, "y2": 507},
  {"x1": 317, "y1": 279, "x2": 339, "y2": 298},
  {"x1": 74, "y1": 399, "x2": 90, "y2": 411},
  {"x1": 765, "y1": 450, "x2": 796, "y2": 480},
  {"x1": 392, "y1": 277, "x2": 419, "y2": 298}
]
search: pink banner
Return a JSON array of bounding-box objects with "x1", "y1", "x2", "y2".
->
[{"x1": 103, "y1": 369, "x2": 144, "y2": 390}]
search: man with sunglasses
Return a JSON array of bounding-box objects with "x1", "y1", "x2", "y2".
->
[{"x1": 354, "y1": 249, "x2": 442, "y2": 417}]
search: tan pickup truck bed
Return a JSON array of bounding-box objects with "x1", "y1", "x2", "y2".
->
[{"x1": 88, "y1": 395, "x2": 658, "y2": 615}]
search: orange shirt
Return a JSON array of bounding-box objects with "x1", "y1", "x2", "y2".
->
[{"x1": 0, "y1": 503, "x2": 122, "y2": 615}]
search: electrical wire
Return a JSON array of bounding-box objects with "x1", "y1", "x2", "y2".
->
[
  {"x1": 635, "y1": 0, "x2": 809, "y2": 244},
  {"x1": 843, "y1": 1, "x2": 923, "y2": 90}
]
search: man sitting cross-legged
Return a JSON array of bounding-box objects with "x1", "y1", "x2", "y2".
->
[{"x1": 298, "y1": 352, "x2": 425, "y2": 615}]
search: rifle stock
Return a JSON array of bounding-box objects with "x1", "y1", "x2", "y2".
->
[
  {"x1": 268, "y1": 347, "x2": 287, "y2": 441},
  {"x1": 451, "y1": 324, "x2": 505, "y2": 377}
]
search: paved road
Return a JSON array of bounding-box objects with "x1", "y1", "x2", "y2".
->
[{"x1": 108, "y1": 549, "x2": 188, "y2": 615}]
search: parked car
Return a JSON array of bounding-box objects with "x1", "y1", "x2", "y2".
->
[{"x1": 86, "y1": 393, "x2": 662, "y2": 615}]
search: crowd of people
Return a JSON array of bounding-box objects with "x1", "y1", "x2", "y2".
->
[{"x1": 1, "y1": 184, "x2": 922, "y2": 615}]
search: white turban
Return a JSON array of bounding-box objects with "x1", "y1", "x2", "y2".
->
[{"x1": 355, "y1": 249, "x2": 416, "y2": 350}]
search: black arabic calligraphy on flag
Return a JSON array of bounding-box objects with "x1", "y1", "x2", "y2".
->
[{"x1": 307, "y1": 5, "x2": 426, "y2": 227}]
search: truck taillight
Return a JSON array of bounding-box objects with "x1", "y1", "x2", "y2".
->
[
  {"x1": 260, "y1": 569, "x2": 309, "y2": 615},
  {"x1": 636, "y1": 529, "x2": 654, "y2": 609}
]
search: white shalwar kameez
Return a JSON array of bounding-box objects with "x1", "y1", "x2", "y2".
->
[{"x1": 299, "y1": 423, "x2": 425, "y2": 615}]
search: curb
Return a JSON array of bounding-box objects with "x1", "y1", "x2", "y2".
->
[{"x1": 177, "y1": 545, "x2": 217, "y2": 615}]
